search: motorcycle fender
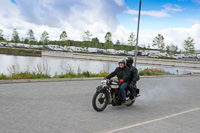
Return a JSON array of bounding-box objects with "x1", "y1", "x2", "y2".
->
[
  {"x1": 96, "y1": 85, "x2": 111, "y2": 104},
  {"x1": 96, "y1": 85, "x2": 106, "y2": 92}
]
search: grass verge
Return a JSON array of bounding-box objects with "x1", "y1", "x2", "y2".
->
[
  {"x1": 0, "y1": 47, "x2": 41, "y2": 56},
  {"x1": 0, "y1": 69, "x2": 171, "y2": 80}
]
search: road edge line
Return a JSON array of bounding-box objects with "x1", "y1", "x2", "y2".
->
[{"x1": 102, "y1": 107, "x2": 200, "y2": 133}]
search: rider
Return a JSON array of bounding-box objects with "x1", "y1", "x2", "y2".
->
[
  {"x1": 105, "y1": 59, "x2": 130, "y2": 104},
  {"x1": 126, "y1": 56, "x2": 138, "y2": 100}
]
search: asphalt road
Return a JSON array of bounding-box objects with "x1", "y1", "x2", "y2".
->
[{"x1": 1, "y1": 76, "x2": 200, "y2": 133}]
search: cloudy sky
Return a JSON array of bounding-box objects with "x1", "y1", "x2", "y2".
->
[{"x1": 0, "y1": 0, "x2": 200, "y2": 50}]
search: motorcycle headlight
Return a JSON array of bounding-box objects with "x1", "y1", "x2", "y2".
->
[{"x1": 101, "y1": 80, "x2": 107, "y2": 86}]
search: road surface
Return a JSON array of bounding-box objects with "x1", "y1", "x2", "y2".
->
[{"x1": 0, "y1": 76, "x2": 200, "y2": 133}]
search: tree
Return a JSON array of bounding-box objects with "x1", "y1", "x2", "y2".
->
[
  {"x1": 12, "y1": 29, "x2": 20, "y2": 43},
  {"x1": 152, "y1": 34, "x2": 165, "y2": 50},
  {"x1": 128, "y1": 32, "x2": 136, "y2": 46},
  {"x1": 0, "y1": 29, "x2": 4, "y2": 40},
  {"x1": 24, "y1": 38, "x2": 29, "y2": 44},
  {"x1": 183, "y1": 37, "x2": 195, "y2": 55},
  {"x1": 116, "y1": 40, "x2": 120, "y2": 45},
  {"x1": 105, "y1": 41, "x2": 113, "y2": 49},
  {"x1": 83, "y1": 30, "x2": 92, "y2": 41},
  {"x1": 26, "y1": 29, "x2": 35, "y2": 44},
  {"x1": 91, "y1": 37, "x2": 100, "y2": 47},
  {"x1": 147, "y1": 44, "x2": 151, "y2": 49},
  {"x1": 60, "y1": 31, "x2": 68, "y2": 41},
  {"x1": 104, "y1": 32, "x2": 113, "y2": 49},
  {"x1": 105, "y1": 32, "x2": 112, "y2": 42},
  {"x1": 41, "y1": 31, "x2": 49, "y2": 45},
  {"x1": 166, "y1": 43, "x2": 178, "y2": 55},
  {"x1": 21, "y1": 37, "x2": 24, "y2": 42},
  {"x1": 142, "y1": 45, "x2": 147, "y2": 50}
]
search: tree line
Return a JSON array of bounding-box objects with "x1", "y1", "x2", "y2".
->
[
  {"x1": 0, "y1": 29, "x2": 142, "y2": 51},
  {"x1": 0, "y1": 28, "x2": 196, "y2": 54}
]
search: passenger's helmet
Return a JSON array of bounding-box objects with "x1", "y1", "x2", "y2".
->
[
  {"x1": 126, "y1": 56, "x2": 134, "y2": 66},
  {"x1": 118, "y1": 59, "x2": 126, "y2": 65}
]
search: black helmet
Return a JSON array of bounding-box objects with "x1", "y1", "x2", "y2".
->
[
  {"x1": 126, "y1": 56, "x2": 134, "y2": 66},
  {"x1": 118, "y1": 59, "x2": 126, "y2": 65}
]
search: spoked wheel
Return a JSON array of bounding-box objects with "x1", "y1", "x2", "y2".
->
[
  {"x1": 92, "y1": 90, "x2": 108, "y2": 112},
  {"x1": 126, "y1": 98, "x2": 135, "y2": 106}
]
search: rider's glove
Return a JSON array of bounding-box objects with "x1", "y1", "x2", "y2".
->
[{"x1": 120, "y1": 79, "x2": 124, "y2": 83}]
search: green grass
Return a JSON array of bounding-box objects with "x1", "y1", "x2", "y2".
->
[
  {"x1": 0, "y1": 72, "x2": 50, "y2": 80},
  {"x1": 0, "y1": 47, "x2": 41, "y2": 56},
  {"x1": 0, "y1": 67, "x2": 172, "y2": 80},
  {"x1": 0, "y1": 40, "x2": 7, "y2": 42},
  {"x1": 0, "y1": 71, "x2": 109, "y2": 80},
  {"x1": 53, "y1": 71, "x2": 108, "y2": 78}
]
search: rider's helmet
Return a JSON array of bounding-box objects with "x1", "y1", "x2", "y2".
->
[
  {"x1": 118, "y1": 59, "x2": 126, "y2": 66},
  {"x1": 126, "y1": 56, "x2": 134, "y2": 66}
]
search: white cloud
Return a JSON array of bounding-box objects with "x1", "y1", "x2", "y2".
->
[
  {"x1": 162, "y1": 4, "x2": 182, "y2": 13},
  {"x1": 187, "y1": 19, "x2": 200, "y2": 24},
  {"x1": 133, "y1": 17, "x2": 138, "y2": 22},
  {"x1": 192, "y1": 0, "x2": 200, "y2": 4},
  {"x1": 126, "y1": 9, "x2": 170, "y2": 18},
  {"x1": 139, "y1": 24, "x2": 200, "y2": 50},
  {"x1": 161, "y1": 24, "x2": 200, "y2": 50},
  {"x1": 0, "y1": 0, "x2": 62, "y2": 41},
  {"x1": 0, "y1": 0, "x2": 127, "y2": 42},
  {"x1": 126, "y1": 4, "x2": 182, "y2": 18},
  {"x1": 114, "y1": 0, "x2": 124, "y2": 6},
  {"x1": 1, "y1": 0, "x2": 200, "y2": 50}
]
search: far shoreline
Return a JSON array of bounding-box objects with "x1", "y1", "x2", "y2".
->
[{"x1": 42, "y1": 51, "x2": 200, "y2": 70}]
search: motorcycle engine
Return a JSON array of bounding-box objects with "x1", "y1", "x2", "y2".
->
[{"x1": 111, "y1": 90, "x2": 122, "y2": 106}]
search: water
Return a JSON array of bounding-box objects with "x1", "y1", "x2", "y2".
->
[{"x1": 0, "y1": 54, "x2": 193, "y2": 76}]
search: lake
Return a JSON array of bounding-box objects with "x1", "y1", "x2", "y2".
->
[{"x1": 0, "y1": 54, "x2": 192, "y2": 76}]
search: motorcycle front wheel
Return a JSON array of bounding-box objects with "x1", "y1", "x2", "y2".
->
[{"x1": 92, "y1": 90, "x2": 108, "y2": 112}]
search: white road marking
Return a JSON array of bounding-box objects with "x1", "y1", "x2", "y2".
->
[{"x1": 102, "y1": 107, "x2": 200, "y2": 133}]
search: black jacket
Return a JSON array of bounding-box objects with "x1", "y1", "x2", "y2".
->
[
  {"x1": 128, "y1": 65, "x2": 138, "y2": 85},
  {"x1": 106, "y1": 66, "x2": 130, "y2": 83}
]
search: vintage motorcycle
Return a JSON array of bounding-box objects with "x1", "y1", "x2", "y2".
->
[{"x1": 92, "y1": 79, "x2": 140, "y2": 112}]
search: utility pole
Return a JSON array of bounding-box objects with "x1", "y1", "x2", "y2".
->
[{"x1": 134, "y1": 0, "x2": 142, "y2": 67}]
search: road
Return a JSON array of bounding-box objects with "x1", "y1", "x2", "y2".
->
[{"x1": 0, "y1": 76, "x2": 200, "y2": 133}]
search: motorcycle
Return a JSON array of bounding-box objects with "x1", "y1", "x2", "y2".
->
[{"x1": 92, "y1": 79, "x2": 140, "y2": 112}]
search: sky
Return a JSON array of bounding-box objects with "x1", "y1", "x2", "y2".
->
[{"x1": 0, "y1": 0, "x2": 200, "y2": 50}]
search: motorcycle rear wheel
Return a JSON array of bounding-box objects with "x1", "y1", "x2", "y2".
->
[
  {"x1": 126, "y1": 90, "x2": 135, "y2": 106},
  {"x1": 126, "y1": 98, "x2": 135, "y2": 106},
  {"x1": 92, "y1": 90, "x2": 108, "y2": 112}
]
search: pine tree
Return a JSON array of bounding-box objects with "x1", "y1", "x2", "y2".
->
[
  {"x1": 128, "y1": 32, "x2": 136, "y2": 46},
  {"x1": 152, "y1": 34, "x2": 165, "y2": 50},
  {"x1": 60, "y1": 31, "x2": 68, "y2": 41},
  {"x1": 41, "y1": 31, "x2": 49, "y2": 45},
  {"x1": 83, "y1": 30, "x2": 93, "y2": 41},
  {"x1": 12, "y1": 29, "x2": 20, "y2": 43},
  {"x1": 26, "y1": 29, "x2": 35, "y2": 44}
]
